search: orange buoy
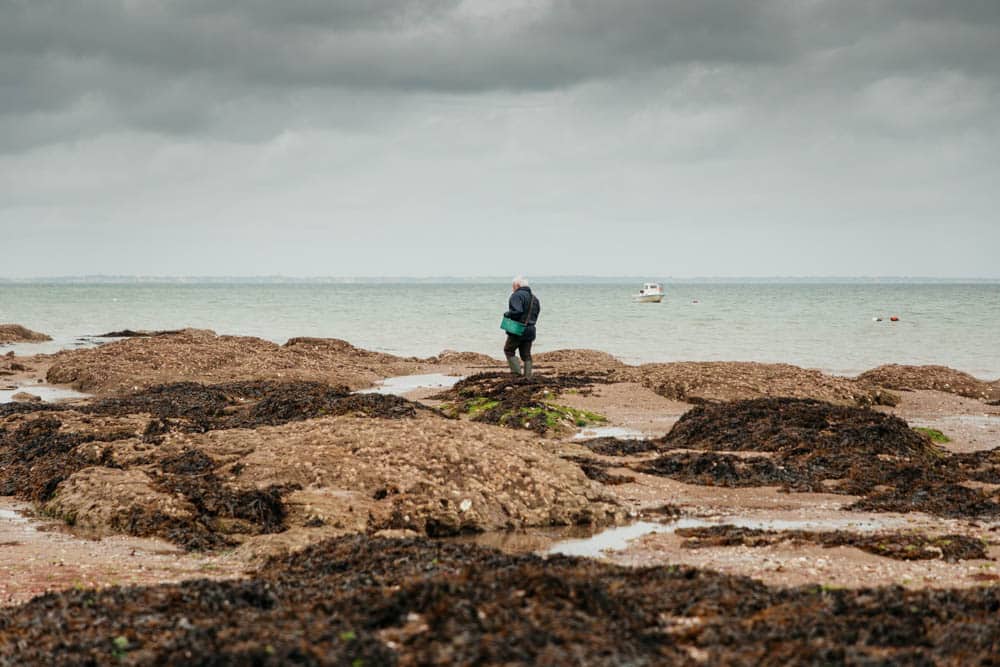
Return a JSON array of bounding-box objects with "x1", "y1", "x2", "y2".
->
[{"x1": 890, "y1": 316, "x2": 900, "y2": 322}]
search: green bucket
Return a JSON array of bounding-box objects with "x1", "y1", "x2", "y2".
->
[{"x1": 500, "y1": 316, "x2": 526, "y2": 336}]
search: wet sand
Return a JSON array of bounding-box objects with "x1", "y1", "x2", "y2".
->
[
  {"x1": 1, "y1": 334, "x2": 999, "y2": 662},
  {"x1": 0, "y1": 498, "x2": 244, "y2": 607},
  {"x1": 550, "y1": 380, "x2": 1000, "y2": 587},
  {"x1": 2, "y1": 371, "x2": 997, "y2": 595}
]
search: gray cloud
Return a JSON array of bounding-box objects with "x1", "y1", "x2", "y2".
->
[
  {"x1": 1, "y1": 0, "x2": 998, "y2": 150},
  {"x1": 1, "y1": 1, "x2": 997, "y2": 278}
]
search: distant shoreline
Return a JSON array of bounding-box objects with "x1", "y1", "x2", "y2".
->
[{"x1": 3, "y1": 276, "x2": 1000, "y2": 285}]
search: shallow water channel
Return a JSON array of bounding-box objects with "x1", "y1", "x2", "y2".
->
[
  {"x1": 357, "y1": 373, "x2": 463, "y2": 396},
  {"x1": 572, "y1": 426, "x2": 647, "y2": 440},
  {"x1": 0, "y1": 508, "x2": 25, "y2": 523},
  {"x1": 545, "y1": 516, "x2": 910, "y2": 557},
  {"x1": 0, "y1": 384, "x2": 91, "y2": 404},
  {"x1": 451, "y1": 514, "x2": 914, "y2": 560},
  {"x1": 0, "y1": 503, "x2": 35, "y2": 532}
]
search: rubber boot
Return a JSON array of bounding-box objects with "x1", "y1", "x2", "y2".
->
[
  {"x1": 506, "y1": 356, "x2": 523, "y2": 376},
  {"x1": 523, "y1": 360, "x2": 533, "y2": 379}
]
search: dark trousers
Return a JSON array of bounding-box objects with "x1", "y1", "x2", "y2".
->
[{"x1": 504, "y1": 334, "x2": 533, "y2": 362}]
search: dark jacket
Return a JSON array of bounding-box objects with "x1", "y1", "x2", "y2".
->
[{"x1": 504, "y1": 286, "x2": 540, "y2": 342}]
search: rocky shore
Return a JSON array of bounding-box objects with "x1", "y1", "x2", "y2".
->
[
  {"x1": 0, "y1": 324, "x2": 50, "y2": 344},
  {"x1": 1, "y1": 330, "x2": 998, "y2": 663}
]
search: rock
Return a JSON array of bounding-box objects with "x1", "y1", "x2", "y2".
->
[
  {"x1": 372, "y1": 528, "x2": 421, "y2": 539},
  {"x1": 10, "y1": 392, "x2": 41, "y2": 403},
  {"x1": 619, "y1": 361, "x2": 895, "y2": 406},
  {"x1": 97, "y1": 329, "x2": 182, "y2": 338},
  {"x1": 0, "y1": 324, "x2": 52, "y2": 344},
  {"x1": 46, "y1": 329, "x2": 429, "y2": 394},
  {"x1": 4, "y1": 407, "x2": 622, "y2": 552},
  {"x1": 856, "y1": 364, "x2": 999, "y2": 402},
  {"x1": 425, "y1": 350, "x2": 499, "y2": 366},
  {"x1": 535, "y1": 349, "x2": 627, "y2": 372}
]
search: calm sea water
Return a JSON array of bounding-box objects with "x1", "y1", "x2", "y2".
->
[{"x1": 1, "y1": 282, "x2": 998, "y2": 378}]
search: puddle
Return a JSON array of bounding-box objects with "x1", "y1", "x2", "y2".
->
[
  {"x1": 0, "y1": 506, "x2": 31, "y2": 529},
  {"x1": 547, "y1": 521, "x2": 671, "y2": 556},
  {"x1": 358, "y1": 373, "x2": 463, "y2": 396},
  {"x1": 702, "y1": 516, "x2": 908, "y2": 533},
  {"x1": 572, "y1": 426, "x2": 647, "y2": 441},
  {"x1": 546, "y1": 515, "x2": 911, "y2": 558},
  {"x1": 0, "y1": 384, "x2": 91, "y2": 404},
  {"x1": 912, "y1": 415, "x2": 1000, "y2": 429},
  {"x1": 0, "y1": 509, "x2": 25, "y2": 522},
  {"x1": 0, "y1": 336, "x2": 107, "y2": 356}
]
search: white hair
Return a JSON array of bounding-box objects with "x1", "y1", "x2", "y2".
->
[{"x1": 512, "y1": 275, "x2": 529, "y2": 287}]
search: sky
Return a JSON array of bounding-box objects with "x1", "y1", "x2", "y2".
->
[{"x1": 1, "y1": 0, "x2": 998, "y2": 278}]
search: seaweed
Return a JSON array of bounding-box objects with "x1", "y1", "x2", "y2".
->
[
  {"x1": 676, "y1": 525, "x2": 990, "y2": 562},
  {"x1": 639, "y1": 451, "x2": 802, "y2": 487},
  {"x1": 85, "y1": 380, "x2": 426, "y2": 432},
  {"x1": 132, "y1": 447, "x2": 299, "y2": 550},
  {"x1": 634, "y1": 398, "x2": 1000, "y2": 518},
  {"x1": 580, "y1": 436, "x2": 660, "y2": 456},
  {"x1": 435, "y1": 372, "x2": 610, "y2": 434},
  {"x1": 2, "y1": 536, "x2": 1000, "y2": 665},
  {"x1": 0, "y1": 416, "x2": 123, "y2": 502},
  {"x1": 913, "y1": 426, "x2": 951, "y2": 443},
  {"x1": 562, "y1": 455, "x2": 636, "y2": 485}
]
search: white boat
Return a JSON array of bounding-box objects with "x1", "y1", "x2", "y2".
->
[{"x1": 633, "y1": 282, "x2": 664, "y2": 303}]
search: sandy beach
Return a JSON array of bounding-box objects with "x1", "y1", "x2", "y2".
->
[
  {"x1": 5, "y1": 0, "x2": 1000, "y2": 659},
  {"x1": 0, "y1": 327, "x2": 998, "y2": 663}
]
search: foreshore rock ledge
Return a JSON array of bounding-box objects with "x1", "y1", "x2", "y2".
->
[{"x1": 0, "y1": 324, "x2": 51, "y2": 344}]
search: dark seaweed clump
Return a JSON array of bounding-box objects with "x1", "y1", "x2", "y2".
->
[
  {"x1": 634, "y1": 397, "x2": 1000, "y2": 519},
  {"x1": 87, "y1": 380, "x2": 426, "y2": 434},
  {"x1": 438, "y1": 371, "x2": 612, "y2": 401},
  {"x1": 0, "y1": 416, "x2": 124, "y2": 502},
  {"x1": 0, "y1": 402, "x2": 66, "y2": 418},
  {"x1": 579, "y1": 436, "x2": 661, "y2": 456},
  {"x1": 2, "y1": 536, "x2": 1000, "y2": 665},
  {"x1": 676, "y1": 525, "x2": 990, "y2": 562},
  {"x1": 432, "y1": 372, "x2": 612, "y2": 433},
  {"x1": 640, "y1": 451, "x2": 801, "y2": 487},
  {"x1": 114, "y1": 447, "x2": 299, "y2": 551},
  {"x1": 0, "y1": 414, "x2": 299, "y2": 550},
  {"x1": 96, "y1": 329, "x2": 183, "y2": 338},
  {"x1": 659, "y1": 397, "x2": 933, "y2": 456},
  {"x1": 561, "y1": 455, "x2": 636, "y2": 485},
  {"x1": 0, "y1": 381, "x2": 430, "y2": 551}
]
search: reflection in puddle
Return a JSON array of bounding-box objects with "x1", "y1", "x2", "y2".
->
[
  {"x1": 0, "y1": 504, "x2": 41, "y2": 533},
  {"x1": 911, "y1": 415, "x2": 1000, "y2": 429},
  {"x1": 573, "y1": 426, "x2": 647, "y2": 441},
  {"x1": 0, "y1": 385, "x2": 91, "y2": 404},
  {"x1": 0, "y1": 510, "x2": 26, "y2": 522},
  {"x1": 545, "y1": 515, "x2": 911, "y2": 558},
  {"x1": 0, "y1": 336, "x2": 106, "y2": 356},
  {"x1": 0, "y1": 508, "x2": 27, "y2": 523},
  {"x1": 547, "y1": 522, "x2": 671, "y2": 557},
  {"x1": 358, "y1": 373, "x2": 463, "y2": 396}
]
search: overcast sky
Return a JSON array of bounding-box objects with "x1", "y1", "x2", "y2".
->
[{"x1": 1, "y1": 0, "x2": 998, "y2": 278}]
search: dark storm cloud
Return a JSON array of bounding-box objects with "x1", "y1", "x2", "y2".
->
[
  {"x1": 1, "y1": 0, "x2": 998, "y2": 151},
  {"x1": 1, "y1": 1, "x2": 791, "y2": 97}
]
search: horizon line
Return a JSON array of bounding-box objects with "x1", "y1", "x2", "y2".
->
[{"x1": 2, "y1": 274, "x2": 1000, "y2": 283}]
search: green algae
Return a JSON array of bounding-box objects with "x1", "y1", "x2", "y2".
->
[
  {"x1": 913, "y1": 427, "x2": 951, "y2": 443},
  {"x1": 498, "y1": 403, "x2": 606, "y2": 430}
]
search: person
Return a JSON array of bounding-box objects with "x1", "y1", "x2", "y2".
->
[{"x1": 503, "y1": 276, "x2": 540, "y2": 377}]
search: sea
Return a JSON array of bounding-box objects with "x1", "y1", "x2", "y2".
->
[{"x1": 1, "y1": 281, "x2": 998, "y2": 379}]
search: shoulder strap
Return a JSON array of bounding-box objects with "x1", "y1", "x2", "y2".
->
[{"x1": 522, "y1": 293, "x2": 536, "y2": 324}]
